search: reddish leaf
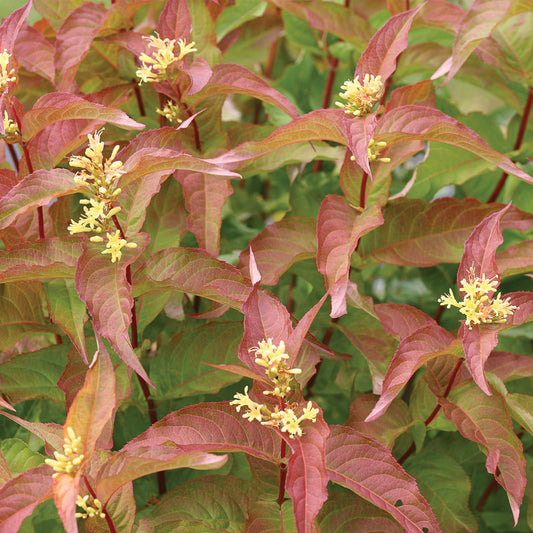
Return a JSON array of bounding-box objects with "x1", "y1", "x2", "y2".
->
[
  {"x1": 285, "y1": 413, "x2": 329, "y2": 533},
  {"x1": 192, "y1": 63, "x2": 298, "y2": 118},
  {"x1": 386, "y1": 80, "x2": 436, "y2": 110},
  {"x1": 356, "y1": 5, "x2": 425, "y2": 82},
  {"x1": 433, "y1": 0, "x2": 531, "y2": 85},
  {"x1": 0, "y1": 413, "x2": 63, "y2": 454},
  {"x1": 366, "y1": 325, "x2": 457, "y2": 422},
  {"x1": 238, "y1": 216, "x2": 316, "y2": 286},
  {"x1": 504, "y1": 292, "x2": 533, "y2": 327},
  {"x1": 374, "y1": 303, "x2": 438, "y2": 340},
  {"x1": 54, "y1": 3, "x2": 109, "y2": 92},
  {"x1": 0, "y1": 237, "x2": 82, "y2": 283},
  {"x1": 21, "y1": 93, "x2": 145, "y2": 142},
  {"x1": 0, "y1": 465, "x2": 54, "y2": 533},
  {"x1": 358, "y1": 198, "x2": 533, "y2": 267},
  {"x1": 75, "y1": 238, "x2": 153, "y2": 386},
  {"x1": 326, "y1": 425, "x2": 441, "y2": 532},
  {"x1": 0, "y1": 168, "x2": 78, "y2": 230},
  {"x1": 345, "y1": 114, "x2": 377, "y2": 177},
  {"x1": 178, "y1": 172, "x2": 233, "y2": 256},
  {"x1": 317, "y1": 195, "x2": 383, "y2": 318},
  {"x1": 376, "y1": 105, "x2": 533, "y2": 184},
  {"x1": 133, "y1": 247, "x2": 252, "y2": 309},
  {"x1": 484, "y1": 351, "x2": 533, "y2": 383},
  {"x1": 53, "y1": 470, "x2": 80, "y2": 533},
  {"x1": 347, "y1": 394, "x2": 411, "y2": 449},
  {"x1": 157, "y1": 0, "x2": 192, "y2": 41},
  {"x1": 0, "y1": 0, "x2": 31, "y2": 52},
  {"x1": 441, "y1": 382, "x2": 526, "y2": 525},
  {"x1": 64, "y1": 335, "x2": 115, "y2": 465},
  {"x1": 14, "y1": 24, "x2": 55, "y2": 84},
  {"x1": 497, "y1": 240, "x2": 533, "y2": 278}
]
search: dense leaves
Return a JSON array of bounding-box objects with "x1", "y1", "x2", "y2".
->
[{"x1": 1, "y1": 0, "x2": 533, "y2": 531}]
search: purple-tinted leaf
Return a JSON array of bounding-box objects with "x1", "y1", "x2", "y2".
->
[
  {"x1": 346, "y1": 394, "x2": 411, "y2": 449},
  {"x1": 141, "y1": 476, "x2": 249, "y2": 531},
  {"x1": 433, "y1": 0, "x2": 532, "y2": 84},
  {"x1": 317, "y1": 195, "x2": 383, "y2": 318},
  {"x1": 458, "y1": 203, "x2": 511, "y2": 283},
  {"x1": 484, "y1": 351, "x2": 533, "y2": 383},
  {"x1": 326, "y1": 425, "x2": 441, "y2": 532},
  {"x1": 157, "y1": 0, "x2": 192, "y2": 41},
  {"x1": 207, "y1": 109, "x2": 347, "y2": 169},
  {"x1": 345, "y1": 114, "x2": 377, "y2": 177},
  {"x1": 356, "y1": 4, "x2": 424, "y2": 83},
  {"x1": 358, "y1": 198, "x2": 533, "y2": 267},
  {"x1": 376, "y1": 105, "x2": 533, "y2": 184},
  {"x1": 366, "y1": 325, "x2": 457, "y2": 422},
  {"x1": 177, "y1": 172, "x2": 233, "y2": 256},
  {"x1": 238, "y1": 217, "x2": 316, "y2": 286},
  {"x1": 64, "y1": 335, "x2": 115, "y2": 465},
  {"x1": 15, "y1": 24, "x2": 55, "y2": 84},
  {"x1": 75, "y1": 238, "x2": 153, "y2": 386},
  {"x1": 55, "y1": 3, "x2": 108, "y2": 91},
  {"x1": 133, "y1": 247, "x2": 252, "y2": 309},
  {"x1": 0, "y1": 465, "x2": 53, "y2": 533},
  {"x1": 22, "y1": 93, "x2": 145, "y2": 142},
  {"x1": 0, "y1": 168, "x2": 77, "y2": 230},
  {"x1": 285, "y1": 413, "x2": 329, "y2": 533},
  {"x1": 497, "y1": 240, "x2": 533, "y2": 278},
  {"x1": 386, "y1": 80, "x2": 436, "y2": 110},
  {"x1": 244, "y1": 500, "x2": 296, "y2": 533},
  {"x1": 192, "y1": 63, "x2": 298, "y2": 118},
  {"x1": 441, "y1": 381, "x2": 526, "y2": 525},
  {"x1": 239, "y1": 285, "x2": 293, "y2": 371},
  {"x1": 97, "y1": 402, "x2": 282, "y2": 502},
  {"x1": 53, "y1": 469, "x2": 80, "y2": 533},
  {"x1": 460, "y1": 323, "x2": 500, "y2": 395},
  {"x1": 0, "y1": 237, "x2": 81, "y2": 282},
  {"x1": 503, "y1": 292, "x2": 533, "y2": 327},
  {"x1": 318, "y1": 491, "x2": 403, "y2": 532},
  {"x1": 374, "y1": 303, "x2": 438, "y2": 340},
  {"x1": 355, "y1": 6, "x2": 422, "y2": 83},
  {"x1": 0, "y1": 1, "x2": 31, "y2": 52},
  {"x1": 269, "y1": 0, "x2": 372, "y2": 46}
]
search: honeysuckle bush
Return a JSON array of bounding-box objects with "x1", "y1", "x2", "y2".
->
[{"x1": 1, "y1": 0, "x2": 533, "y2": 531}]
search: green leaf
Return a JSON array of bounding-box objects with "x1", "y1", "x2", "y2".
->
[
  {"x1": 0, "y1": 439, "x2": 46, "y2": 475},
  {"x1": 405, "y1": 452, "x2": 477, "y2": 533},
  {"x1": 216, "y1": 0, "x2": 266, "y2": 41}
]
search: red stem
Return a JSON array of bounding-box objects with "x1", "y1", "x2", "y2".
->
[
  {"x1": 359, "y1": 172, "x2": 369, "y2": 208},
  {"x1": 7, "y1": 143, "x2": 19, "y2": 172},
  {"x1": 399, "y1": 358, "x2": 463, "y2": 464},
  {"x1": 84, "y1": 475, "x2": 118, "y2": 533},
  {"x1": 488, "y1": 86, "x2": 533, "y2": 203},
  {"x1": 253, "y1": 38, "x2": 278, "y2": 124},
  {"x1": 133, "y1": 83, "x2": 146, "y2": 116},
  {"x1": 20, "y1": 142, "x2": 45, "y2": 239}
]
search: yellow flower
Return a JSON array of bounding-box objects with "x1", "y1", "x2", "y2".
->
[
  {"x1": 335, "y1": 74, "x2": 384, "y2": 117},
  {"x1": 156, "y1": 100, "x2": 183, "y2": 124},
  {"x1": 367, "y1": 138, "x2": 390, "y2": 163},
  {"x1": 0, "y1": 50, "x2": 16, "y2": 93},
  {"x1": 136, "y1": 33, "x2": 196, "y2": 84},
  {"x1": 438, "y1": 267, "x2": 518, "y2": 329},
  {"x1": 2, "y1": 111, "x2": 19, "y2": 143},
  {"x1": 44, "y1": 427, "x2": 84, "y2": 477},
  {"x1": 75, "y1": 495, "x2": 106, "y2": 520},
  {"x1": 101, "y1": 230, "x2": 137, "y2": 263}
]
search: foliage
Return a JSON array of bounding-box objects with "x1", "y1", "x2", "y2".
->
[{"x1": 0, "y1": 0, "x2": 533, "y2": 531}]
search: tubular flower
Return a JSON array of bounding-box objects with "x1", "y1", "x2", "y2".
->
[
  {"x1": 156, "y1": 100, "x2": 183, "y2": 124},
  {"x1": 367, "y1": 138, "x2": 391, "y2": 163},
  {"x1": 136, "y1": 33, "x2": 196, "y2": 84},
  {"x1": 2, "y1": 111, "x2": 20, "y2": 144},
  {"x1": 44, "y1": 427, "x2": 84, "y2": 477},
  {"x1": 231, "y1": 339, "x2": 318, "y2": 439},
  {"x1": 335, "y1": 74, "x2": 384, "y2": 117},
  {"x1": 75, "y1": 495, "x2": 106, "y2": 520},
  {"x1": 438, "y1": 267, "x2": 518, "y2": 329},
  {"x1": 68, "y1": 130, "x2": 136, "y2": 262},
  {"x1": 0, "y1": 50, "x2": 16, "y2": 93}
]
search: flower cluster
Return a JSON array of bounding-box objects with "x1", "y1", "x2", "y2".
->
[
  {"x1": 367, "y1": 138, "x2": 390, "y2": 163},
  {"x1": 44, "y1": 427, "x2": 84, "y2": 477},
  {"x1": 336, "y1": 74, "x2": 384, "y2": 117},
  {"x1": 156, "y1": 100, "x2": 183, "y2": 124},
  {"x1": 136, "y1": 33, "x2": 197, "y2": 84},
  {"x1": 0, "y1": 50, "x2": 16, "y2": 93},
  {"x1": 2, "y1": 111, "x2": 20, "y2": 144},
  {"x1": 68, "y1": 130, "x2": 137, "y2": 263},
  {"x1": 438, "y1": 267, "x2": 518, "y2": 329},
  {"x1": 76, "y1": 495, "x2": 106, "y2": 520},
  {"x1": 230, "y1": 339, "x2": 319, "y2": 439}
]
